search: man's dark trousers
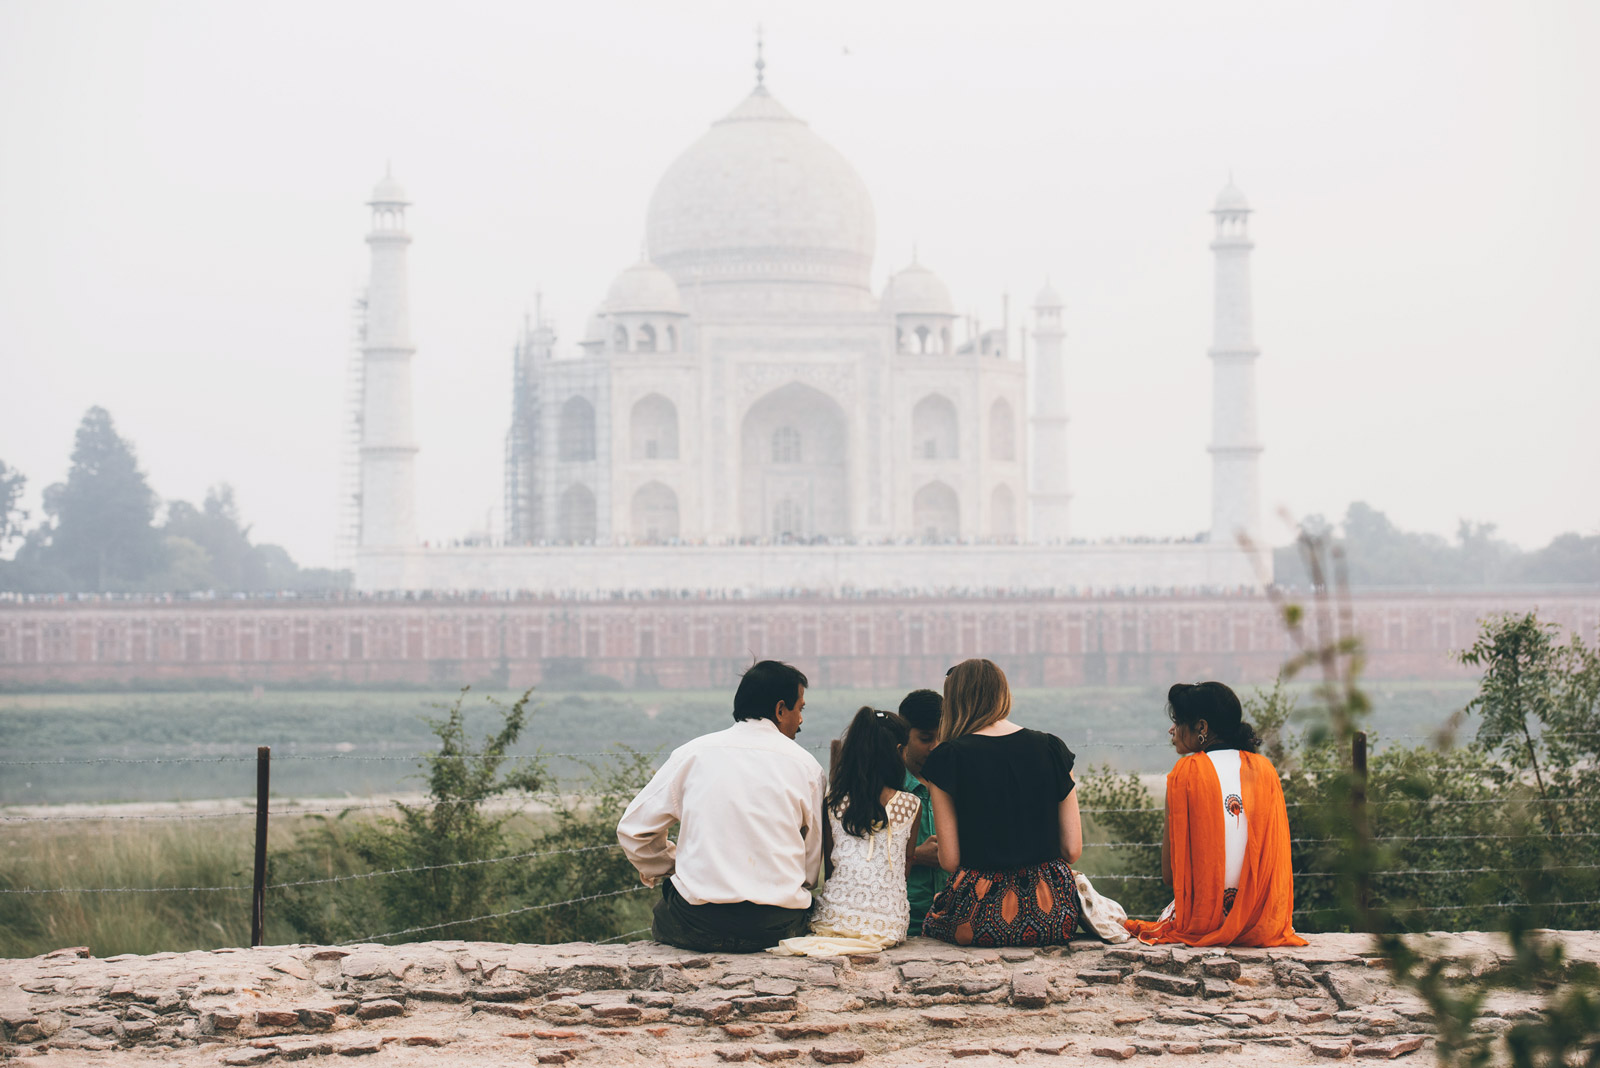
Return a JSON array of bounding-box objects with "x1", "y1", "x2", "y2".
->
[{"x1": 650, "y1": 879, "x2": 809, "y2": 953}]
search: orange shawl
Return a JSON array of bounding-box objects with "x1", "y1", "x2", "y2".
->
[{"x1": 1123, "y1": 750, "x2": 1307, "y2": 947}]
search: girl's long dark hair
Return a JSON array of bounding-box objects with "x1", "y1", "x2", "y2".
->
[
  {"x1": 826, "y1": 706, "x2": 911, "y2": 838},
  {"x1": 1168, "y1": 681, "x2": 1262, "y2": 753}
]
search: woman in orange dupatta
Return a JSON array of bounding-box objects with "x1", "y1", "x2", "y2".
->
[{"x1": 1125, "y1": 682, "x2": 1306, "y2": 948}]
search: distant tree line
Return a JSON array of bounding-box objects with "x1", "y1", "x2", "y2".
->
[
  {"x1": 1273, "y1": 501, "x2": 1599, "y2": 588},
  {"x1": 0, "y1": 407, "x2": 349, "y2": 594}
]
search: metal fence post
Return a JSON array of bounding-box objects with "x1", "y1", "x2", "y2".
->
[
  {"x1": 1352, "y1": 730, "x2": 1370, "y2": 929},
  {"x1": 251, "y1": 745, "x2": 270, "y2": 947}
]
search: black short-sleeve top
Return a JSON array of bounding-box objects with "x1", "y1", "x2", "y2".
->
[{"x1": 919, "y1": 728, "x2": 1076, "y2": 871}]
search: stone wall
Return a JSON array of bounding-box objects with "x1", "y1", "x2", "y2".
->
[
  {"x1": 2, "y1": 590, "x2": 1596, "y2": 690},
  {"x1": 3, "y1": 932, "x2": 1595, "y2": 1066}
]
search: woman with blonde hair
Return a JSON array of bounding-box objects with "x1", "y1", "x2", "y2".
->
[{"x1": 919, "y1": 659, "x2": 1083, "y2": 946}]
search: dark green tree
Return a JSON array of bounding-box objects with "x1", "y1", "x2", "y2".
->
[
  {"x1": 38, "y1": 407, "x2": 166, "y2": 590},
  {"x1": 0, "y1": 458, "x2": 25, "y2": 548},
  {"x1": 163, "y1": 485, "x2": 257, "y2": 590}
]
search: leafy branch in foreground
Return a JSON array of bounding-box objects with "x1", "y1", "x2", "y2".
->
[{"x1": 1274, "y1": 530, "x2": 1600, "y2": 1067}]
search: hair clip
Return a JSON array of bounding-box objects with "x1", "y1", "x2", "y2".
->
[{"x1": 874, "y1": 710, "x2": 886, "y2": 718}]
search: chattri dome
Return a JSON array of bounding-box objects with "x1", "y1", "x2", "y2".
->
[
  {"x1": 605, "y1": 260, "x2": 682, "y2": 314},
  {"x1": 881, "y1": 262, "x2": 955, "y2": 317},
  {"x1": 1213, "y1": 181, "x2": 1250, "y2": 213},
  {"x1": 370, "y1": 171, "x2": 408, "y2": 205},
  {"x1": 645, "y1": 86, "x2": 876, "y2": 297}
]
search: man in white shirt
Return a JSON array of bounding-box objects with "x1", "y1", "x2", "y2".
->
[{"x1": 617, "y1": 660, "x2": 824, "y2": 952}]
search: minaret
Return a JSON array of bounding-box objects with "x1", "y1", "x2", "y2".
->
[
  {"x1": 358, "y1": 169, "x2": 419, "y2": 548},
  {"x1": 1029, "y1": 282, "x2": 1071, "y2": 540},
  {"x1": 1207, "y1": 179, "x2": 1263, "y2": 547}
]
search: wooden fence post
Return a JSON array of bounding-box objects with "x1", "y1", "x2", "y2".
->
[
  {"x1": 251, "y1": 746, "x2": 270, "y2": 947},
  {"x1": 1352, "y1": 730, "x2": 1370, "y2": 929}
]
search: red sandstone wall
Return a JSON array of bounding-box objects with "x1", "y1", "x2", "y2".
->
[{"x1": 1, "y1": 592, "x2": 1596, "y2": 690}]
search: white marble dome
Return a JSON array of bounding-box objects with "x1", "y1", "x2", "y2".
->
[
  {"x1": 646, "y1": 87, "x2": 876, "y2": 294},
  {"x1": 605, "y1": 260, "x2": 682, "y2": 314},
  {"x1": 882, "y1": 262, "x2": 955, "y2": 316},
  {"x1": 1214, "y1": 181, "x2": 1250, "y2": 213}
]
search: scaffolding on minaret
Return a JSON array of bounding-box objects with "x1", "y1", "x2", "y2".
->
[{"x1": 334, "y1": 289, "x2": 367, "y2": 570}]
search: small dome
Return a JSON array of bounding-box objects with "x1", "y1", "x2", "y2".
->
[
  {"x1": 1034, "y1": 280, "x2": 1063, "y2": 309},
  {"x1": 1213, "y1": 181, "x2": 1250, "y2": 213},
  {"x1": 882, "y1": 262, "x2": 954, "y2": 316},
  {"x1": 605, "y1": 260, "x2": 682, "y2": 314},
  {"x1": 370, "y1": 171, "x2": 408, "y2": 204}
]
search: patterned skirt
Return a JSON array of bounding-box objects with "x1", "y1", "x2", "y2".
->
[{"x1": 921, "y1": 858, "x2": 1081, "y2": 947}]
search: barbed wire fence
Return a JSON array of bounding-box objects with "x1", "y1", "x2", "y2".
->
[{"x1": 5, "y1": 733, "x2": 1599, "y2": 948}]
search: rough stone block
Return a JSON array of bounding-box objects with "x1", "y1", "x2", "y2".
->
[
  {"x1": 335, "y1": 1038, "x2": 383, "y2": 1056},
  {"x1": 959, "y1": 977, "x2": 1007, "y2": 996},
  {"x1": 408, "y1": 985, "x2": 466, "y2": 1003},
  {"x1": 1200, "y1": 1041, "x2": 1244, "y2": 1054},
  {"x1": 1354, "y1": 1037, "x2": 1426, "y2": 1059},
  {"x1": 752, "y1": 1046, "x2": 802, "y2": 1062},
  {"x1": 717, "y1": 1051, "x2": 753, "y2": 1063},
  {"x1": 753, "y1": 978, "x2": 800, "y2": 997},
  {"x1": 474, "y1": 1003, "x2": 536, "y2": 1020},
  {"x1": 1311, "y1": 1041, "x2": 1355, "y2": 1060},
  {"x1": 1133, "y1": 973, "x2": 1201, "y2": 996},
  {"x1": 354, "y1": 1000, "x2": 405, "y2": 1021},
  {"x1": 1201, "y1": 979, "x2": 1236, "y2": 999},
  {"x1": 810, "y1": 1045, "x2": 866, "y2": 1064},
  {"x1": 1321, "y1": 971, "x2": 1378, "y2": 1011},
  {"x1": 921, "y1": 1010, "x2": 969, "y2": 1027},
  {"x1": 295, "y1": 1009, "x2": 336, "y2": 1030},
  {"x1": 1202, "y1": 958, "x2": 1241, "y2": 980},
  {"x1": 949, "y1": 1046, "x2": 992, "y2": 1059},
  {"x1": 773, "y1": 1023, "x2": 846, "y2": 1039},
  {"x1": 276, "y1": 1038, "x2": 335, "y2": 1060},
  {"x1": 677, "y1": 995, "x2": 735, "y2": 1022},
  {"x1": 1079, "y1": 970, "x2": 1127, "y2": 985},
  {"x1": 1165, "y1": 1043, "x2": 1202, "y2": 1055},
  {"x1": 221, "y1": 1051, "x2": 277, "y2": 1066},
  {"x1": 1091, "y1": 1044, "x2": 1136, "y2": 1060},
  {"x1": 403, "y1": 1034, "x2": 447, "y2": 1046},
  {"x1": 339, "y1": 953, "x2": 392, "y2": 981},
  {"x1": 254, "y1": 1010, "x2": 301, "y2": 1028},
  {"x1": 1034, "y1": 1038, "x2": 1073, "y2": 1055},
  {"x1": 734, "y1": 996, "x2": 799, "y2": 1015},
  {"x1": 723, "y1": 1024, "x2": 765, "y2": 1038},
  {"x1": 1011, "y1": 971, "x2": 1050, "y2": 1008}
]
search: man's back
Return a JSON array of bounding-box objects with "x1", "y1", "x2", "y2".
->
[{"x1": 618, "y1": 718, "x2": 824, "y2": 910}]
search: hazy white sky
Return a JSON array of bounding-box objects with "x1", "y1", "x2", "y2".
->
[{"x1": 2, "y1": 0, "x2": 1596, "y2": 567}]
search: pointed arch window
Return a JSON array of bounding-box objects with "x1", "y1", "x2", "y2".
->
[{"x1": 772, "y1": 426, "x2": 802, "y2": 464}]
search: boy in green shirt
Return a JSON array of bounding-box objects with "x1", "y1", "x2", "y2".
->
[{"x1": 897, "y1": 689, "x2": 948, "y2": 935}]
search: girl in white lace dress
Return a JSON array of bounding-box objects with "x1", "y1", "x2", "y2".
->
[{"x1": 773, "y1": 707, "x2": 920, "y2": 955}]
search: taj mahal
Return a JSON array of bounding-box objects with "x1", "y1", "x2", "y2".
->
[{"x1": 348, "y1": 58, "x2": 1269, "y2": 593}]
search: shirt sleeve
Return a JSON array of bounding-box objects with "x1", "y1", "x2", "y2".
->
[
  {"x1": 801, "y1": 762, "x2": 825, "y2": 890},
  {"x1": 919, "y1": 740, "x2": 956, "y2": 795},
  {"x1": 615, "y1": 748, "x2": 686, "y2": 886},
  {"x1": 1047, "y1": 733, "x2": 1077, "y2": 801}
]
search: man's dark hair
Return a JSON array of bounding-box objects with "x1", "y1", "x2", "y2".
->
[
  {"x1": 897, "y1": 688, "x2": 943, "y2": 734},
  {"x1": 733, "y1": 660, "x2": 809, "y2": 724}
]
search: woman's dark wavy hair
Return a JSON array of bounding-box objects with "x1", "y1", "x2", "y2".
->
[
  {"x1": 826, "y1": 706, "x2": 911, "y2": 838},
  {"x1": 1167, "y1": 681, "x2": 1261, "y2": 753}
]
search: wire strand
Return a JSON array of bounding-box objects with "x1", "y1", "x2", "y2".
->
[{"x1": 341, "y1": 885, "x2": 651, "y2": 945}]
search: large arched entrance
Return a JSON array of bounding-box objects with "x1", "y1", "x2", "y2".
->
[{"x1": 740, "y1": 383, "x2": 850, "y2": 539}]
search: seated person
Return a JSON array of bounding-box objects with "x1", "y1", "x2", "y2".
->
[
  {"x1": 773, "y1": 707, "x2": 920, "y2": 955},
  {"x1": 921, "y1": 659, "x2": 1083, "y2": 947},
  {"x1": 1124, "y1": 681, "x2": 1307, "y2": 947},
  {"x1": 616, "y1": 660, "x2": 824, "y2": 953},
  {"x1": 897, "y1": 688, "x2": 948, "y2": 936}
]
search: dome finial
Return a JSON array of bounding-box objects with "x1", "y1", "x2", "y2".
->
[{"x1": 754, "y1": 24, "x2": 766, "y2": 86}]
